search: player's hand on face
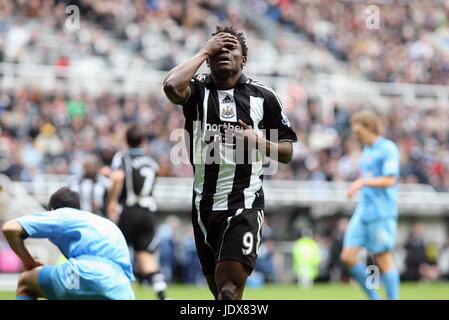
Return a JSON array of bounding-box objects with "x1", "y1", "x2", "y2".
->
[
  {"x1": 347, "y1": 179, "x2": 363, "y2": 199},
  {"x1": 202, "y1": 33, "x2": 239, "y2": 57}
]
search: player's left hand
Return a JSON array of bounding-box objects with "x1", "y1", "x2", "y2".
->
[
  {"x1": 24, "y1": 259, "x2": 43, "y2": 271},
  {"x1": 235, "y1": 120, "x2": 259, "y2": 148},
  {"x1": 347, "y1": 179, "x2": 364, "y2": 199}
]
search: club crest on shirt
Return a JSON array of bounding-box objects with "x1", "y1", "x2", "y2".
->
[
  {"x1": 221, "y1": 104, "x2": 235, "y2": 119},
  {"x1": 218, "y1": 91, "x2": 237, "y2": 122}
]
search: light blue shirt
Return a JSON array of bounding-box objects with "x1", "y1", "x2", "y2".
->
[
  {"x1": 17, "y1": 208, "x2": 134, "y2": 282},
  {"x1": 358, "y1": 137, "x2": 400, "y2": 222}
]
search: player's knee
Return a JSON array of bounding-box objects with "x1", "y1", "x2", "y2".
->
[
  {"x1": 219, "y1": 281, "x2": 240, "y2": 300},
  {"x1": 340, "y1": 250, "x2": 357, "y2": 266},
  {"x1": 16, "y1": 272, "x2": 32, "y2": 295}
]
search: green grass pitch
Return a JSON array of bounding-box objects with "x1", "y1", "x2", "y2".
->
[{"x1": 0, "y1": 282, "x2": 448, "y2": 300}]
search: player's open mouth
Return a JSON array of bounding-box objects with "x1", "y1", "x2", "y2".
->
[{"x1": 217, "y1": 56, "x2": 231, "y2": 63}]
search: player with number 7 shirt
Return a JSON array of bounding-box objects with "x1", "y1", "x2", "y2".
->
[{"x1": 107, "y1": 124, "x2": 168, "y2": 300}]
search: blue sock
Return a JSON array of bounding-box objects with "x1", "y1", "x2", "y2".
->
[
  {"x1": 349, "y1": 263, "x2": 381, "y2": 300},
  {"x1": 16, "y1": 296, "x2": 34, "y2": 300},
  {"x1": 382, "y1": 269, "x2": 400, "y2": 300}
]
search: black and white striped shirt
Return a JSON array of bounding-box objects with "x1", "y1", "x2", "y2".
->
[
  {"x1": 111, "y1": 148, "x2": 159, "y2": 212},
  {"x1": 70, "y1": 174, "x2": 112, "y2": 216},
  {"x1": 180, "y1": 73, "x2": 297, "y2": 213}
]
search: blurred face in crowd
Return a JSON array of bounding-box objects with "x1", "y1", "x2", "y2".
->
[
  {"x1": 84, "y1": 158, "x2": 99, "y2": 179},
  {"x1": 208, "y1": 33, "x2": 247, "y2": 78}
]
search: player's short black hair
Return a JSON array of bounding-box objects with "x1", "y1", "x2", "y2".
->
[
  {"x1": 126, "y1": 124, "x2": 145, "y2": 148},
  {"x1": 48, "y1": 187, "x2": 80, "y2": 210},
  {"x1": 212, "y1": 25, "x2": 248, "y2": 57}
]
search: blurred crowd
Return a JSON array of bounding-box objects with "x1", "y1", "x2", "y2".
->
[
  {"x1": 262, "y1": 0, "x2": 449, "y2": 84},
  {"x1": 1, "y1": 86, "x2": 449, "y2": 192},
  {"x1": 1, "y1": 0, "x2": 449, "y2": 83},
  {"x1": 0, "y1": 0, "x2": 327, "y2": 78},
  {"x1": 0, "y1": 0, "x2": 448, "y2": 190}
]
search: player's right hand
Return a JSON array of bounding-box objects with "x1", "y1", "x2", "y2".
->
[{"x1": 202, "y1": 33, "x2": 239, "y2": 57}]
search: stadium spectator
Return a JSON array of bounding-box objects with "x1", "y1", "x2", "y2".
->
[
  {"x1": 292, "y1": 229, "x2": 321, "y2": 287},
  {"x1": 403, "y1": 224, "x2": 429, "y2": 281},
  {"x1": 179, "y1": 227, "x2": 204, "y2": 285},
  {"x1": 156, "y1": 215, "x2": 182, "y2": 283},
  {"x1": 438, "y1": 239, "x2": 449, "y2": 280},
  {"x1": 254, "y1": 220, "x2": 276, "y2": 283},
  {"x1": 327, "y1": 217, "x2": 349, "y2": 282}
]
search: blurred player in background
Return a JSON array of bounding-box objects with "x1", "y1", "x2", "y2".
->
[
  {"x1": 163, "y1": 25, "x2": 297, "y2": 300},
  {"x1": 341, "y1": 111, "x2": 400, "y2": 300},
  {"x1": 70, "y1": 154, "x2": 112, "y2": 217},
  {"x1": 107, "y1": 124, "x2": 168, "y2": 300},
  {"x1": 2, "y1": 187, "x2": 135, "y2": 300}
]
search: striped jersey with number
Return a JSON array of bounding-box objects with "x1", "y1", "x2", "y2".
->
[
  {"x1": 179, "y1": 73, "x2": 297, "y2": 213},
  {"x1": 111, "y1": 148, "x2": 159, "y2": 212}
]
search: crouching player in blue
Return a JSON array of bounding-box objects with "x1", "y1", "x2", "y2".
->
[
  {"x1": 341, "y1": 111, "x2": 400, "y2": 300},
  {"x1": 2, "y1": 187, "x2": 135, "y2": 300}
]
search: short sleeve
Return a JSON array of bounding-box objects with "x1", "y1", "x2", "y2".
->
[
  {"x1": 382, "y1": 143, "x2": 400, "y2": 177},
  {"x1": 111, "y1": 152, "x2": 125, "y2": 171},
  {"x1": 148, "y1": 157, "x2": 160, "y2": 173},
  {"x1": 263, "y1": 92, "x2": 298, "y2": 142},
  {"x1": 16, "y1": 212, "x2": 63, "y2": 239},
  {"x1": 97, "y1": 175, "x2": 112, "y2": 190},
  {"x1": 180, "y1": 75, "x2": 204, "y2": 121}
]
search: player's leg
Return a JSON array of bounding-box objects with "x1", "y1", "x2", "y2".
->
[
  {"x1": 135, "y1": 209, "x2": 168, "y2": 300},
  {"x1": 16, "y1": 266, "x2": 48, "y2": 300},
  {"x1": 192, "y1": 206, "x2": 218, "y2": 299},
  {"x1": 370, "y1": 219, "x2": 400, "y2": 300},
  {"x1": 215, "y1": 209, "x2": 264, "y2": 300},
  {"x1": 374, "y1": 251, "x2": 399, "y2": 299},
  {"x1": 341, "y1": 210, "x2": 380, "y2": 300},
  {"x1": 135, "y1": 250, "x2": 167, "y2": 300},
  {"x1": 215, "y1": 260, "x2": 248, "y2": 300}
]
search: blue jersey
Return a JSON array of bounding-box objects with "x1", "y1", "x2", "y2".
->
[
  {"x1": 358, "y1": 137, "x2": 400, "y2": 222},
  {"x1": 16, "y1": 208, "x2": 134, "y2": 282}
]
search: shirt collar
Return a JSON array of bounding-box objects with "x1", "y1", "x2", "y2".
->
[
  {"x1": 206, "y1": 73, "x2": 249, "y2": 86},
  {"x1": 369, "y1": 136, "x2": 383, "y2": 148},
  {"x1": 128, "y1": 148, "x2": 144, "y2": 155}
]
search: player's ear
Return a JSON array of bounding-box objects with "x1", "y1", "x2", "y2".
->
[{"x1": 241, "y1": 56, "x2": 247, "y2": 69}]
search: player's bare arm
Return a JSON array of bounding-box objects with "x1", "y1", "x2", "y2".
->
[
  {"x1": 236, "y1": 119, "x2": 293, "y2": 164},
  {"x1": 106, "y1": 170, "x2": 125, "y2": 223},
  {"x1": 347, "y1": 175, "x2": 396, "y2": 198},
  {"x1": 2, "y1": 220, "x2": 42, "y2": 270},
  {"x1": 163, "y1": 33, "x2": 239, "y2": 104}
]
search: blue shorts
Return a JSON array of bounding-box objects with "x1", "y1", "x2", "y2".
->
[
  {"x1": 343, "y1": 209, "x2": 397, "y2": 254},
  {"x1": 38, "y1": 257, "x2": 135, "y2": 300}
]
